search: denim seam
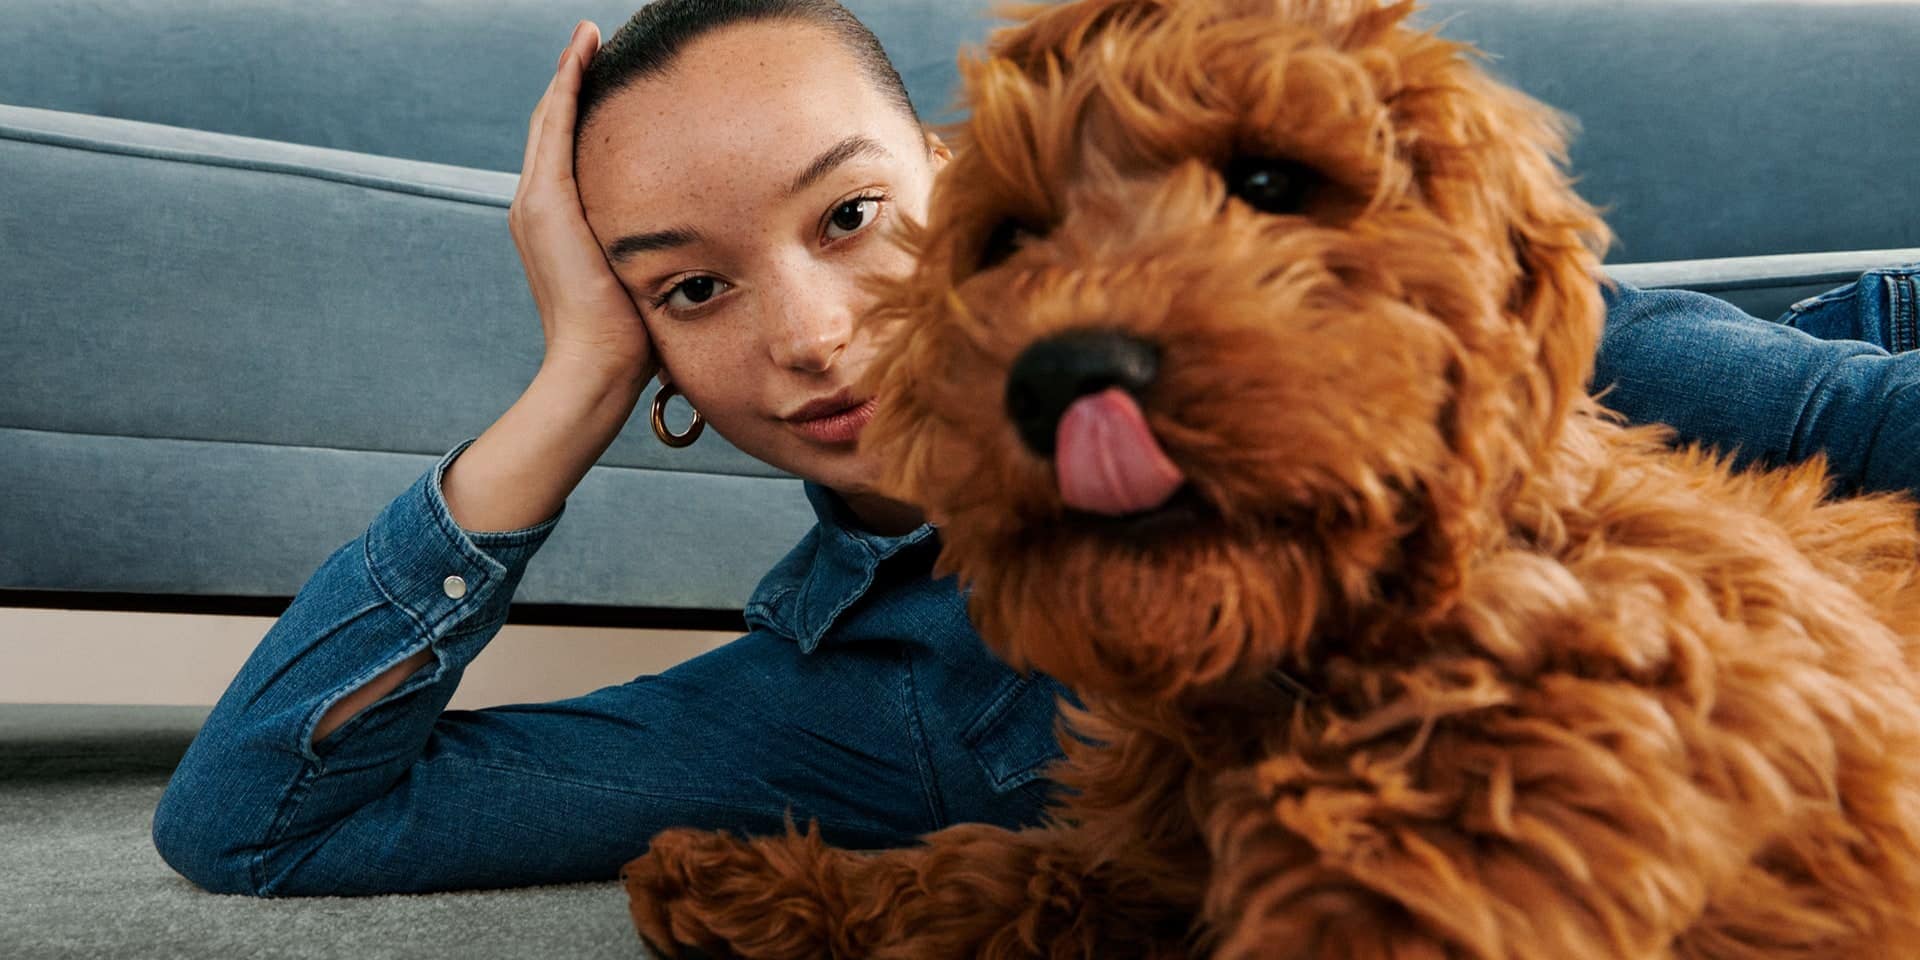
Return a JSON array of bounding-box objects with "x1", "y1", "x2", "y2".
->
[
  {"x1": 464, "y1": 758, "x2": 898, "y2": 839},
  {"x1": 958, "y1": 673, "x2": 1069, "y2": 793},
  {"x1": 256, "y1": 810, "x2": 365, "y2": 898},
  {"x1": 896, "y1": 647, "x2": 947, "y2": 832},
  {"x1": 1858, "y1": 377, "x2": 1920, "y2": 495},
  {"x1": 986, "y1": 764, "x2": 1054, "y2": 793},
  {"x1": 361, "y1": 532, "x2": 437, "y2": 642},
  {"x1": 463, "y1": 521, "x2": 560, "y2": 549},
  {"x1": 280, "y1": 601, "x2": 432, "y2": 768},
  {"x1": 236, "y1": 593, "x2": 387, "y2": 714},
  {"x1": 797, "y1": 548, "x2": 879, "y2": 653},
  {"x1": 958, "y1": 673, "x2": 1029, "y2": 750},
  {"x1": 365, "y1": 488, "x2": 508, "y2": 640},
  {"x1": 252, "y1": 763, "x2": 323, "y2": 896},
  {"x1": 1892, "y1": 275, "x2": 1917, "y2": 354},
  {"x1": 431, "y1": 441, "x2": 563, "y2": 548},
  {"x1": 1790, "y1": 286, "x2": 1855, "y2": 314},
  {"x1": 300, "y1": 636, "x2": 443, "y2": 770},
  {"x1": 422, "y1": 459, "x2": 513, "y2": 587},
  {"x1": 743, "y1": 584, "x2": 799, "y2": 636},
  {"x1": 1786, "y1": 355, "x2": 1859, "y2": 467}
]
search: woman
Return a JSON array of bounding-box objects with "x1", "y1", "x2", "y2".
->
[{"x1": 151, "y1": 0, "x2": 1920, "y2": 897}]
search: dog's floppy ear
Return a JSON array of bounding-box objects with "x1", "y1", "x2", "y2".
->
[
  {"x1": 1391, "y1": 43, "x2": 1614, "y2": 458},
  {"x1": 1475, "y1": 73, "x2": 1614, "y2": 458}
]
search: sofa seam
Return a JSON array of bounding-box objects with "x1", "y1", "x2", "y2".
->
[{"x1": 0, "y1": 423, "x2": 796, "y2": 482}]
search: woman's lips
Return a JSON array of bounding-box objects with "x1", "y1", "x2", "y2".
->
[{"x1": 788, "y1": 397, "x2": 878, "y2": 444}]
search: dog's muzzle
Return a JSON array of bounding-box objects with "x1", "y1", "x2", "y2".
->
[
  {"x1": 1005, "y1": 328, "x2": 1161, "y2": 457},
  {"x1": 1005, "y1": 329, "x2": 1186, "y2": 516}
]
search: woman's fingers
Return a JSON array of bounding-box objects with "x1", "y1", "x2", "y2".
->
[
  {"x1": 519, "y1": 21, "x2": 596, "y2": 193},
  {"x1": 501, "y1": 19, "x2": 652, "y2": 385},
  {"x1": 541, "y1": 22, "x2": 598, "y2": 186},
  {"x1": 518, "y1": 58, "x2": 566, "y2": 187}
]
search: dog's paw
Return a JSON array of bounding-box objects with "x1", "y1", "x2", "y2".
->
[
  {"x1": 622, "y1": 830, "x2": 740, "y2": 959},
  {"x1": 621, "y1": 827, "x2": 835, "y2": 960}
]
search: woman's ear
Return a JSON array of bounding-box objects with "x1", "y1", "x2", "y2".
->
[{"x1": 925, "y1": 130, "x2": 953, "y2": 170}]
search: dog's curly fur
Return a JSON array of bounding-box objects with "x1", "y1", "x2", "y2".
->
[{"x1": 621, "y1": 1, "x2": 1920, "y2": 956}]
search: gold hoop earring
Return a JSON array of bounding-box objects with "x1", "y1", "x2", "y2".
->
[{"x1": 650, "y1": 381, "x2": 705, "y2": 448}]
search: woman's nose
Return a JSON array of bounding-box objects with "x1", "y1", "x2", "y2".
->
[
  {"x1": 774, "y1": 322, "x2": 848, "y2": 372},
  {"x1": 768, "y1": 272, "x2": 854, "y2": 372}
]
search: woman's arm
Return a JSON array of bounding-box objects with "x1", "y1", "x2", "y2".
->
[
  {"x1": 308, "y1": 359, "x2": 640, "y2": 744},
  {"x1": 151, "y1": 434, "x2": 565, "y2": 894},
  {"x1": 1591, "y1": 280, "x2": 1920, "y2": 499}
]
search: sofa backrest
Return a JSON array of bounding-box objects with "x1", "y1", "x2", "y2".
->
[
  {"x1": 0, "y1": 0, "x2": 990, "y2": 171},
  {"x1": 1418, "y1": 0, "x2": 1920, "y2": 264},
  {"x1": 3, "y1": 0, "x2": 1915, "y2": 263}
]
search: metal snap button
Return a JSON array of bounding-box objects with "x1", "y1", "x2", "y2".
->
[{"x1": 442, "y1": 575, "x2": 468, "y2": 599}]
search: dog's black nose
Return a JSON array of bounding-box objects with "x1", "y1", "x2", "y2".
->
[{"x1": 1005, "y1": 328, "x2": 1160, "y2": 457}]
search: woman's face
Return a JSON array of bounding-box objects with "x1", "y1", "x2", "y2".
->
[{"x1": 574, "y1": 21, "x2": 948, "y2": 532}]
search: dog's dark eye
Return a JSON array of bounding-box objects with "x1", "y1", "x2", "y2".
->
[
  {"x1": 1224, "y1": 155, "x2": 1319, "y2": 215},
  {"x1": 978, "y1": 218, "x2": 1040, "y2": 272}
]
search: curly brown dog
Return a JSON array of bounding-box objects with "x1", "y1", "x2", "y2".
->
[{"x1": 621, "y1": 0, "x2": 1920, "y2": 956}]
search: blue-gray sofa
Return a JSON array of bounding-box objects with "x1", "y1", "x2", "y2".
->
[{"x1": 3, "y1": 0, "x2": 1917, "y2": 626}]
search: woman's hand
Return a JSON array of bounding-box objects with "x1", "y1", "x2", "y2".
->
[{"x1": 510, "y1": 20, "x2": 659, "y2": 389}]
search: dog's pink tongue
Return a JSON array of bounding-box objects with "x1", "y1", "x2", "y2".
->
[{"x1": 1055, "y1": 387, "x2": 1185, "y2": 515}]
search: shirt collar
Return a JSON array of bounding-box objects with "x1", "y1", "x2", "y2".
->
[{"x1": 742, "y1": 480, "x2": 940, "y2": 652}]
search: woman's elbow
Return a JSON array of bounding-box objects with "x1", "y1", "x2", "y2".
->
[{"x1": 151, "y1": 778, "x2": 268, "y2": 897}]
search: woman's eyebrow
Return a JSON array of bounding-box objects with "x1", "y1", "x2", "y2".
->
[
  {"x1": 604, "y1": 136, "x2": 890, "y2": 265},
  {"x1": 786, "y1": 135, "x2": 892, "y2": 198},
  {"x1": 606, "y1": 225, "x2": 703, "y2": 264}
]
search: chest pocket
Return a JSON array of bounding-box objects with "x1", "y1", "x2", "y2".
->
[{"x1": 960, "y1": 672, "x2": 1070, "y2": 793}]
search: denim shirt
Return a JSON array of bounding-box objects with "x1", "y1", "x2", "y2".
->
[
  {"x1": 742, "y1": 480, "x2": 942, "y2": 655},
  {"x1": 742, "y1": 477, "x2": 1079, "y2": 796},
  {"x1": 153, "y1": 434, "x2": 1073, "y2": 896},
  {"x1": 155, "y1": 268, "x2": 1920, "y2": 897}
]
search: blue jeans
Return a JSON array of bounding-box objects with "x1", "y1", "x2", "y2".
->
[
  {"x1": 1779, "y1": 266, "x2": 1920, "y2": 351},
  {"x1": 1595, "y1": 263, "x2": 1920, "y2": 498},
  {"x1": 154, "y1": 265, "x2": 1920, "y2": 898}
]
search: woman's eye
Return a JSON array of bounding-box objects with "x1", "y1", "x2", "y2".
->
[
  {"x1": 824, "y1": 196, "x2": 882, "y2": 240},
  {"x1": 654, "y1": 275, "x2": 731, "y2": 312},
  {"x1": 1223, "y1": 155, "x2": 1320, "y2": 215}
]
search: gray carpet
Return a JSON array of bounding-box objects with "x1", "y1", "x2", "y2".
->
[{"x1": 0, "y1": 704, "x2": 648, "y2": 960}]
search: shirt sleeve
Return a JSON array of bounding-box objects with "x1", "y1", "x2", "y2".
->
[
  {"x1": 152, "y1": 440, "x2": 567, "y2": 891},
  {"x1": 243, "y1": 434, "x2": 566, "y2": 756},
  {"x1": 362, "y1": 435, "x2": 566, "y2": 636},
  {"x1": 1593, "y1": 280, "x2": 1920, "y2": 499}
]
